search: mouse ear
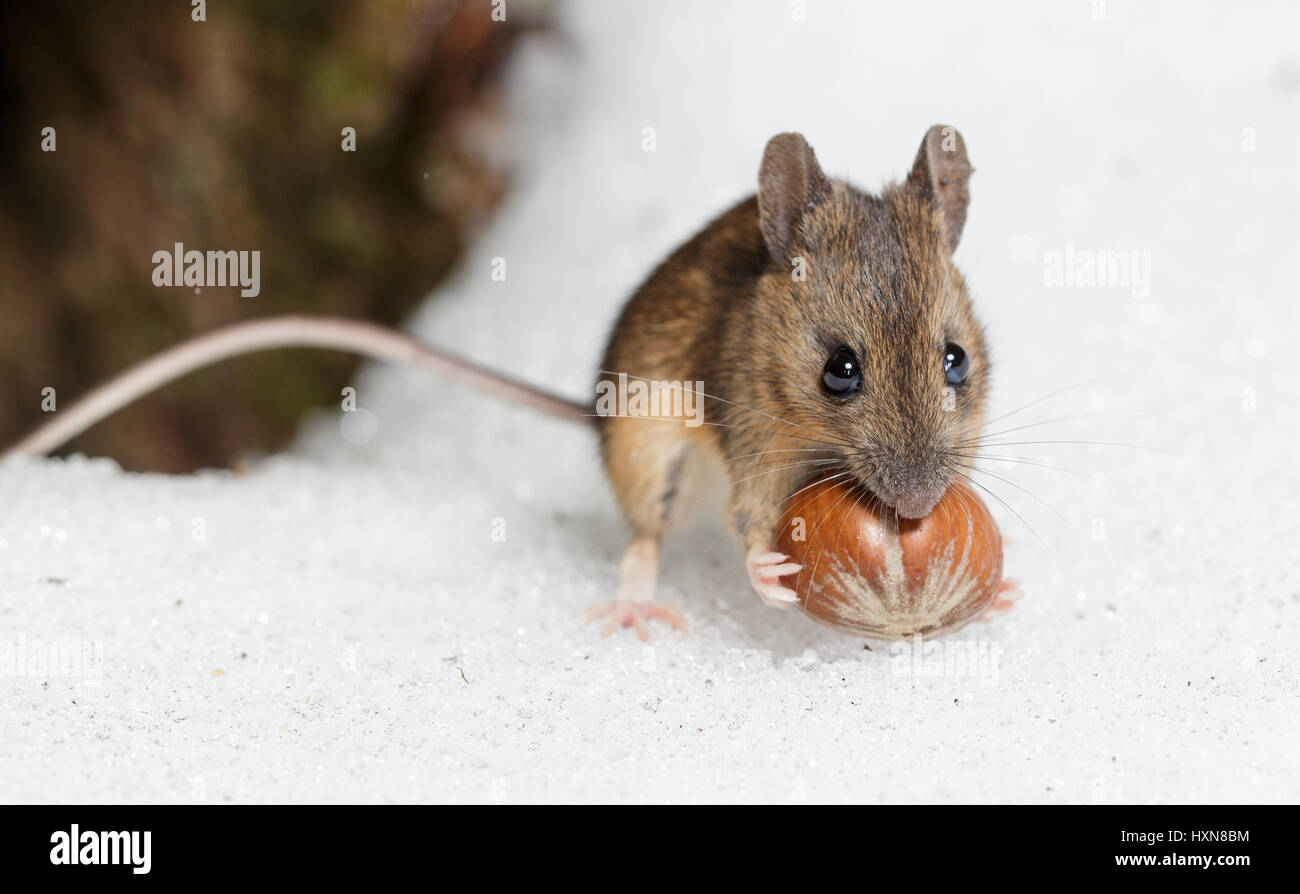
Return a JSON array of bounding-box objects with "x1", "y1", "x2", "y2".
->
[
  {"x1": 758, "y1": 132, "x2": 831, "y2": 264},
  {"x1": 907, "y1": 124, "x2": 973, "y2": 254}
]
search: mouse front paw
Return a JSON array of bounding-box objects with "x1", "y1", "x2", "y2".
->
[
  {"x1": 746, "y1": 548, "x2": 802, "y2": 609},
  {"x1": 978, "y1": 578, "x2": 1021, "y2": 622}
]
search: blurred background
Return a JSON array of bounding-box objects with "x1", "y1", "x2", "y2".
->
[{"x1": 0, "y1": 0, "x2": 550, "y2": 472}]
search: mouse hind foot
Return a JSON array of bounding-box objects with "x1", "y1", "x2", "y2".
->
[{"x1": 581, "y1": 533, "x2": 687, "y2": 641}]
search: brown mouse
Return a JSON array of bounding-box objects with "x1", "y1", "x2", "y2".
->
[
  {"x1": 5, "y1": 124, "x2": 987, "y2": 643},
  {"x1": 588, "y1": 124, "x2": 988, "y2": 636}
]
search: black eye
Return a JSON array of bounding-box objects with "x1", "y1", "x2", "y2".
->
[
  {"x1": 944, "y1": 342, "x2": 970, "y2": 385},
  {"x1": 822, "y1": 346, "x2": 862, "y2": 396}
]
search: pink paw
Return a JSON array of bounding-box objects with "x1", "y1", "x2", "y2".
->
[
  {"x1": 978, "y1": 579, "x2": 1021, "y2": 622},
  {"x1": 746, "y1": 548, "x2": 803, "y2": 609},
  {"x1": 580, "y1": 600, "x2": 688, "y2": 641}
]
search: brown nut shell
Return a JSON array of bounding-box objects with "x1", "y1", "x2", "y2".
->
[{"x1": 775, "y1": 477, "x2": 1003, "y2": 639}]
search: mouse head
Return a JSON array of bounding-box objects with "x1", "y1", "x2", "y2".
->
[{"x1": 754, "y1": 125, "x2": 988, "y2": 518}]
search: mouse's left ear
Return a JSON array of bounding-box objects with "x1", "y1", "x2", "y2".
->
[{"x1": 907, "y1": 124, "x2": 974, "y2": 254}]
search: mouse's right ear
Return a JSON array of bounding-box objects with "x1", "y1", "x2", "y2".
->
[
  {"x1": 758, "y1": 132, "x2": 831, "y2": 264},
  {"x1": 907, "y1": 124, "x2": 974, "y2": 255}
]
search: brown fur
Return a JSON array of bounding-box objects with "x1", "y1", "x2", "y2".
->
[{"x1": 598, "y1": 125, "x2": 988, "y2": 556}]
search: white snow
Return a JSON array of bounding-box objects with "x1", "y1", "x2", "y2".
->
[{"x1": 3, "y1": 0, "x2": 1298, "y2": 803}]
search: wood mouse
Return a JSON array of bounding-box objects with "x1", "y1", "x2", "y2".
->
[
  {"x1": 4, "y1": 124, "x2": 986, "y2": 642},
  {"x1": 588, "y1": 125, "x2": 986, "y2": 636}
]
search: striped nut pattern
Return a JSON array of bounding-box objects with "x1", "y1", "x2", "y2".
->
[{"x1": 775, "y1": 477, "x2": 1003, "y2": 639}]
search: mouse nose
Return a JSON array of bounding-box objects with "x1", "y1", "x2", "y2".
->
[
  {"x1": 872, "y1": 458, "x2": 948, "y2": 518},
  {"x1": 890, "y1": 487, "x2": 945, "y2": 519}
]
